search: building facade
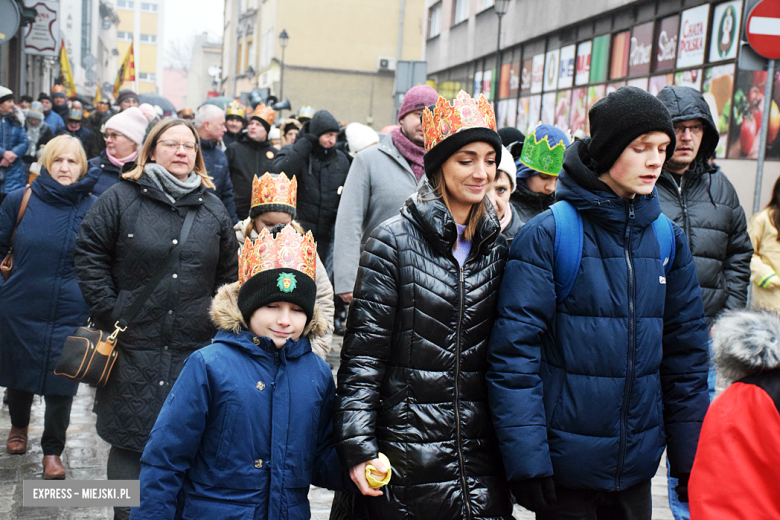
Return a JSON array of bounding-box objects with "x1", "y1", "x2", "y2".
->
[
  {"x1": 221, "y1": 0, "x2": 426, "y2": 128},
  {"x1": 424, "y1": 0, "x2": 780, "y2": 214},
  {"x1": 115, "y1": 0, "x2": 164, "y2": 94}
]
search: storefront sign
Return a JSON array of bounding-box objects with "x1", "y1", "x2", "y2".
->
[
  {"x1": 654, "y1": 15, "x2": 679, "y2": 71},
  {"x1": 531, "y1": 54, "x2": 545, "y2": 94},
  {"x1": 709, "y1": 1, "x2": 741, "y2": 62},
  {"x1": 575, "y1": 40, "x2": 592, "y2": 86},
  {"x1": 677, "y1": 5, "x2": 710, "y2": 68},
  {"x1": 558, "y1": 45, "x2": 575, "y2": 89},
  {"x1": 629, "y1": 21, "x2": 654, "y2": 77},
  {"x1": 23, "y1": 1, "x2": 59, "y2": 56},
  {"x1": 590, "y1": 34, "x2": 610, "y2": 83},
  {"x1": 611, "y1": 31, "x2": 631, "y2": 79},
  {"x1": 544, "y1": 49, "x2": 560, "y2": 92}
]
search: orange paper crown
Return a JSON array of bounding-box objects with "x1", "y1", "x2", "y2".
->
[
  {"x1": 239, "y1": 225, "x2": 317, "y2": 285},
  {"x1": 251, "y1": 172, "x2": 297, "y2": 210},
  {"x1": 252, "y1": 104, "x2": 276, "y2": 126},
  {"x1": 52, "y1": 84, "x2": 66, "y2": 94},
  {"x1": 422, "y1": 90, "x2": 497, "y2": 153}
]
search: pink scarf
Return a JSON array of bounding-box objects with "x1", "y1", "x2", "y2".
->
[
  {"x1": 106, "y1": 149, "x2": 138, "y2": 168},
  {"x1": 391, "y1": 127, "x2": 425, "y2": 181}
]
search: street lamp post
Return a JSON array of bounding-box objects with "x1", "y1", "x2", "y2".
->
[
  {"x1": 494, "y1": 0, "x2": 511, "y2": 125},
  {"x1": 278, "y1": 29, "x2": 289, "y2": 100}
]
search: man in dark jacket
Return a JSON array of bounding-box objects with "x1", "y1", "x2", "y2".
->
[
  {"x1": 273, "y1": 109, "x2": 349, "y2": 276},
  {"x1": 195, "y1": 104, "x2": 238, "y2": 223},
  {"x1": 50, "y1": 85, "x2": 70, "y2": 121},
  {"x1": 226, "y1": 104, "x2": 276, "y2": 219},
  {"x1": 56, "y1": 105, "x2": 99, "y2": 159},
  {"x1": 655, "y1": 84, "x2": 752, "y2": 520},
  {"x1": 488, "y1": 87, "x2": 710, "y2": 518},
  {"x1": 223, "y1": 101, "x2": 246, "y2": 148},
  {"x1": 37, "y1": 93, "x2": 65, "y2": 134}
]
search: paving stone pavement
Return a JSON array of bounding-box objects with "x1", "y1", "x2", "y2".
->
[{"x1": 2, "y1": 335, "x2": 680, "y2": 519}]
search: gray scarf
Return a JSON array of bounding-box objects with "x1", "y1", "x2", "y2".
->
[{"x1": 144, "y1": 163, "x2": 202, "y2": 202}]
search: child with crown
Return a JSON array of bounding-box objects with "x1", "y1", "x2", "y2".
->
[
  {"x1": 133, "y1": 224, "x2": 351, "y2": 519},
  {"x1": 233, "y1": 171, "x2": 334, "y2": 358}
]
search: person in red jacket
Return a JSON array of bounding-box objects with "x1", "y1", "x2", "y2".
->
[{"x1": 689, "y1": 309, "x2": 780, "y2": 519}]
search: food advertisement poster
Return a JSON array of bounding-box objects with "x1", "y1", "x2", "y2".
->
[
  {"x1": 587, "y1": 85, "x2": 606, "y2": 121},
  {"x1": 521, "y1": 58, "x2": 533, "y2": 93},
  {"x1": 555, "y1": 90, "x2": 572, "y2": 131},
  {"x1": 558, "y1": 45, "x2": 576, "y2": 89},
  {"x1": 629, "y1": 21, "x2": 654, "y2": 77},
  {"x1": 674, "y1": 69, "x2": 702, "y2": 91},
  {"x1": 541, "y1": 92, "x2": 557, "y2": 125},
  {"x1": 509, "y1": 59, "x2": 521, "y2": 97},
  {"x1": 709, "y1": 1, "x2": 741, "y2": 63},
  {"x1": 649, "y1": 74, "x2": 674, "y2": 96},
  {"x1": 607, "y1": 81, "x2": 626, "y2": 96},
  {"x1": 590, "y1": 35, "x2": 610, "y2": 83},
  {"x1": 611, "y1": 31, "x2": 631, "y2": 79},
  {"x1": 575, "y1": 40, "x2": 592, "y2": 86},
  {"x1": 676, "y1": 5, "x2": 709, "y2": 69},
  {"x1": 769, "y1": 71, "x2": 780, "y2": 160},
  {"x1": 518, "y1": 95, "x2": 542, "y2": 134},
  {"x1": 474, "y1": 71, "x2": 483, "y2": 97},
  {"x1": 728, "y1": 71, "x2": 780, "y2": 160},
  {"x1": 654, "y1": 15, "x2": 679, "y2": 72},
  {"x1": 570, "y1": 88, "x2": 588, "y2": 136},
  {"x1": 627, "y1": 77, "x2": 649, "y2": 91},
  {"x1": 482, "y1": 69, "x2": 494, "y2": 99},
  {"x1": 531, "y1": 54, "x2": 545, "y2": 94},
  {"x1": 544, "y1": 49, "x2": 560, "y2": 92},
  {"x1": 505, "y1": 97, "x2": 518, "y2": 128},
  {"x1": 499, "y1": 63, "x2": 511, "y2": 99},
  {"x1": 702, "y1": 64, "x2": 735, "y2": 158}
]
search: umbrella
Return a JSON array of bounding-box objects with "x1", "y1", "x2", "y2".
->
[
  {"x1": 138, "y1": 93, "x2": 176, "y2": 114},
  {"x1": 201, "y1": 97, "x2": 235, "y2": 111}
]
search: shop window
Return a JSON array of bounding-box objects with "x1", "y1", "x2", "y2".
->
[{"x1": 452, "y1": 0, "x2": 469, "y2": 26}]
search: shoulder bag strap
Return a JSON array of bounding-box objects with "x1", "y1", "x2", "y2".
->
[
  {"x1": 6, "y1": 185, "x2": 33, "y2": 253},
  {"x1": 112, "y1": 207, "x2": 198, "y2": 335},
  {"x1": 550, "y1": 200, "x2": 583, "y2": 304}
]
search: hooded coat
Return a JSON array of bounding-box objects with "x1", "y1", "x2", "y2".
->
[
  {"x1": 226, "y1": 134, "x2": 277, "y2": 219},
  {"x1": 655, "y1": 86, "x2": 752, "y2": 323},
  {"x1": 132, "y1": 282, "x2": 348, "y2": 520},
  {"x1": 689, "y1": 310, "x2": 780, "y2": 519},
  {"x1": 334, "y1": 182, "x2": 513, "y2": 520},
  {"x1": 509, "y1": 177, "x2": 555, "y2": 227},
  {"x1": 1, "y1": 107, "x2": 30, "y2": 193},
  {"x1": 74, "y1": 173, "x2": 238, "y2": 451},
  {"x1": 487, "y1": 139, "x2": 710, "y2": 492},
  {"x1": 0, "y1": 168, "x2": 98, "y2": 396}
]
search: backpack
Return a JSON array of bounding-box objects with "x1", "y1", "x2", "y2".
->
[{"x1": 551, "y1": 200, "x2": 675, "y2": 304}]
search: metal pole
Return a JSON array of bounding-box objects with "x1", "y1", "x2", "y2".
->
[
  {"x1": 280, "y1": 47, "x2": 285, "y2": 100},
  {"x1": 752, "y1": 59, "x2": 776, "y2": 215},
  {"x1": 233, "y1": 32, "x2": 240, "y2": 99},
  {"x1": 494, "y1": 14, "x2": 502, "y2": 124}
]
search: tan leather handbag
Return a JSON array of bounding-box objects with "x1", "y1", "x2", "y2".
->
[{"x1": 0, "y1": 185, "x2": 32, "y2": 281}]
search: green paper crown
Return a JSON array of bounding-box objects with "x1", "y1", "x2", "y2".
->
[{"x1": 519, "y1": 130, "x2": 567, "y2": 176}]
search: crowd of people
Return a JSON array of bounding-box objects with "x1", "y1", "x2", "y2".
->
[{"x1": 1, "y1": 78, "x2": 779, "y2": 520}]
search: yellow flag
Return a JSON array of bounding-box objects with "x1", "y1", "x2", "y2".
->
[
  {"x1": 114, "y1": 40, "x2": 136, "y2": 98},
  {"x1": 59, "y1": 40, "x2": 77, "y2": 98},
  {"x1": 95, "y1": 82, "x2": 102, "y2": 105}
]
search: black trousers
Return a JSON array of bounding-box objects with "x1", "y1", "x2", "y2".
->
[
  {"x1": 6, "y1": 388, "x2": 73, "y2": 456},
  {"x1": 536, "y1": 480, "x2": 652, "y2": 520},
  {"x1": 107, "y1": 445, "x2": 143, "y2": 520}
]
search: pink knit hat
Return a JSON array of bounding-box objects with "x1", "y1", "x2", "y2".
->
[
  {"x1": 398, "y1": 85, "x2": 438, "y2": 121},
  {"x1": 104, "y1": 107, "x2": 148, "y2": 145},
  {"x1": 138, "y1": 103, "x2": 157, "y2": 122}
]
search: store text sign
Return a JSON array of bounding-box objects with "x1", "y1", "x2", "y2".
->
[
  {"x1": 654, "y1": 15, "x2": 679, "y2": 71},
  {"x1": 629, "y1": 21, "x2": 654, "y2": 77},
  {"x1": 23, "y1": 0, "x2": 59, "y2": 56},
  {"x1": 575, "y1": 40, "x2": 592, "y2": 86},
  {"x1": 677, "y1": 5, "x2": 709, "y2": 68}
]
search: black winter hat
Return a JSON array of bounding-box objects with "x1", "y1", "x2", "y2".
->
[
  {"x1": 423, "y1": 127, "x2": 503, "y2": 176},
  {"x1": 249, "y1": 204, "x2": 296, "y2": 220},
  {"x1": 38, "y1": 92, "x2": 51, "y2": 102},
  {"x1": 309, "y1": 110, "x2": 340, "y2": 137},
  {"x1": 498, "y1": 127, "x2": 525, "y2": 147},
  {"x1": 588, "y1": 86, "x2": 676, "y2": 173}
]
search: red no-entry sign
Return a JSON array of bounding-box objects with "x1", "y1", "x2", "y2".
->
[{"x1": 746, "y1": 0, "x2": 780, "y2": 59}]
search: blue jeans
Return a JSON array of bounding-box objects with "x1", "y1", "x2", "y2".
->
[{"x1": 667, "y1": 340, "x2": 717, "y2": 520}]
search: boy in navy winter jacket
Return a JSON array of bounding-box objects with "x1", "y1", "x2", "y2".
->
[
  {"x1": 487, "y1": 87, "x2": 710, "y2": 519},
  {"x1": 133, "y1": 225, "x2": 350, "y2": 520}
]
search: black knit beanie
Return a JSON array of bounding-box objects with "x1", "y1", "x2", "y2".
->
[
  {"x1": 252, "y1": 115, "x2": 272, "y2": 133},
  {"x1": 249, "y1": 204, "x2": 296, "y2": 220},
  {"x1": 423, "y1": 127, "x2": 503, "y2": 176},
  {"x1": 498, "y1": 127, "x2": 525, "y2": 147},
  {"x1": 309, "y1": 110, "x2": 340, "y2": 137},
  {"x1": 588, "y1": 86, "x2": 676, "y2": 173}
]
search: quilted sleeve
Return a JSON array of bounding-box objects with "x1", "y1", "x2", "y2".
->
[
  {"x1": 334, "y1": 223, "x2": 399, "y2": 469},
  {"x1": 722, "y1": 182, "x2": 753, "y2": 310},
  {"x1": 486, "y1": 212, "x2": 557, "y2": 481},
  {"x1": 333, "y1": 152, "x2": 370, "y2": 295}
]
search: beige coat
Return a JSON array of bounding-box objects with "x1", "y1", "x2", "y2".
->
[
  {"x1": 233, "y1": 217, "x2": 334, "y2": 358},
  {"x1": 749, "y1": 208, "x2": 780, "y2": 311}
]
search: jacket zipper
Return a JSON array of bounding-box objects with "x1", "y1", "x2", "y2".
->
[
  {"x1": 616, "y1": 201, "x2": 637, "y2": 490},
  {"x1": 455, "y1": 265, "x2": 472, "y2": 520},
  {"x1": 673, "y1": 175, "x2": 692, "y2": 247}
]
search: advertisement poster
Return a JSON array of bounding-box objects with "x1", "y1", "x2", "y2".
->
[
  {"x1": 649, "y1": 74, "x2": 674, "y2": 96},
  {"x1": 482, "y1": 69, "x2": 494, "y2": 99},
  {"x1": 521, "y1": 58, "x2": 533, "y2": 93},
  {"x1": 677, "y1": 5, "x2": 709, "y2": 69},
  {"x1": 499, "y1": 63, "x2": 512, "y2": 99},
  {"x1": 629, "y1": 21, "x2": 654, "y2": 77},
  {"x1": 570, "y1": 88, "x2": 588, "y2": 136},
  {"x1": 674, "y1": 69, "x2": 702, "y2": 91},
  {"x1": 709, "y1": 1, "x2": 741, "y2": 63},
  {"x1": 768, "y1": 71, "x2": 780, "y2": 160},
  {"x1": 509, "y1": 59, "x2": 521, "y2": 97},
  {"x1": 654, "y1": 15, "x2": 679, "y2": 72},
  {"x1": 587, "y1": 85, "x2": 606, "y2": 114},
  {"x1": 474, "y1": 71, "x2": 483, "y2": 97},
  {"x1": 606, "y1": 81, "x2": 626, "y2": 97},
  {"x1": 728, "y1": 71, "x2": 780, "y2": 160},
  {"x1": 497, "y1": 100, "x2": 509, "y2": 128},
  {"x1": 611, "y1": 31, "x2": 631, "y2": 79},
  {"x1": 544, "y1": 49, "x2": 560, "y2": 92},
  {"x1": 627, "y1": 77, "x2": 649, "y2": 91},
  {"x1": 555, "y1": 90, "x2": 572, "y2": 131},
  {"x1": 519, "y1": 95, "x2": 542, "y2": 133},
  {"x1": 23, "y1": 1, "x2": 59, "y2": 56},
  {"x1": 505, "y1": 97, "x2": 518, "y2": 128},
  {"x1": 590, "y1": 34, "x2": 610, "y2": 83},
  {"x1": 531, "y1": 54, "x2": 545, "y2": 94},
  {"x1": 575, "y1": 40, "x2": 592, "y2": 86},
  {"x1": 541, "y1": 92, "x2": 557, "y2": 125},
  {"x1": 702, "y1": 64, "x2": 735, "y2": 158},
  {"x1": 558, "y1": 44, "x2": 576, "y2": 89},
  {"x1": 517, "y1": 98, "x2": 531, "y2": 134}
]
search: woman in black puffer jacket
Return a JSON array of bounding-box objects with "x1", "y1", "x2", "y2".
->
[
  {"x1": 334, "y1": 92, "x2": 512, "y2": 520},
  {"x1": 74, "y1": 119, "x2": 237, "y2": 520}
]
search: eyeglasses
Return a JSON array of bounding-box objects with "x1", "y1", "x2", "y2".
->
[
  {"x1": 157, "y1": 140, "x2": 199, "y2": 153},
  {"x1": 103, "y1": 131, "x2": 126, "y2": 141},
  {"x1": 673, "y1": 123, "x2": 704, "y2": 136}
]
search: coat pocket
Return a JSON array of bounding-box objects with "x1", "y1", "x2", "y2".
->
[
  {"x1": 380, "y1": 386, "x2": 410, "y2": 411},
  {"x1": 215, "y1": 403, "x2": 238, "y2": 470},
  {"x1": 180, "y1": 494, "x2": 255, "y2": 520}
]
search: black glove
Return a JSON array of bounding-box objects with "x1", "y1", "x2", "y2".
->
[
  {"x1": 301, "y1": 132, "x2": 319, "y2": 146},
  {"x1": 509, "y1": 476, "x2": 557, "y2": 512},
  {"x1": 675, "y1": 473, "x2": 690, "y2": 503}
]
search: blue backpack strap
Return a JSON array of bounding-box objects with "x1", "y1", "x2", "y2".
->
[
  {"x1": 551, "y1": 201, "x2": 583, "y2": 304},
  {"x1": 652, "y1": 213, "x2": 676, "y2": 276}
]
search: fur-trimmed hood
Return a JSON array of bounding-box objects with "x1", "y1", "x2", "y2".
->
[
  {"x1": 713, "y1": 310, "x2": 780, "y2": 383},
  {"x1": 210, "y1": 281, "x2": 330, "y2": 359}
]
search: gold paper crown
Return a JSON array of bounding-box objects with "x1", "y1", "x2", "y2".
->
[
  {"x1": 239, "y1": 225, "x2": 317, "y2": 285},
  {"x1": 252, "y1": 104, "x2": 276, "y2": 125},
  {"x1": 52, "y1": 85, "x2": 66, "y2": 94},
  {"x1": 226, "y1": 101, "x2": 245, "y2": 118},
  {"x1": 422, "y1": 90, "x2": 497, "y2": 153},
  {"x1": 251, "y1": 172, "x2": 297, "y2": 210},
  {"x1": 297, "y1": 106, "x2": 314, "y2": 119}
]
